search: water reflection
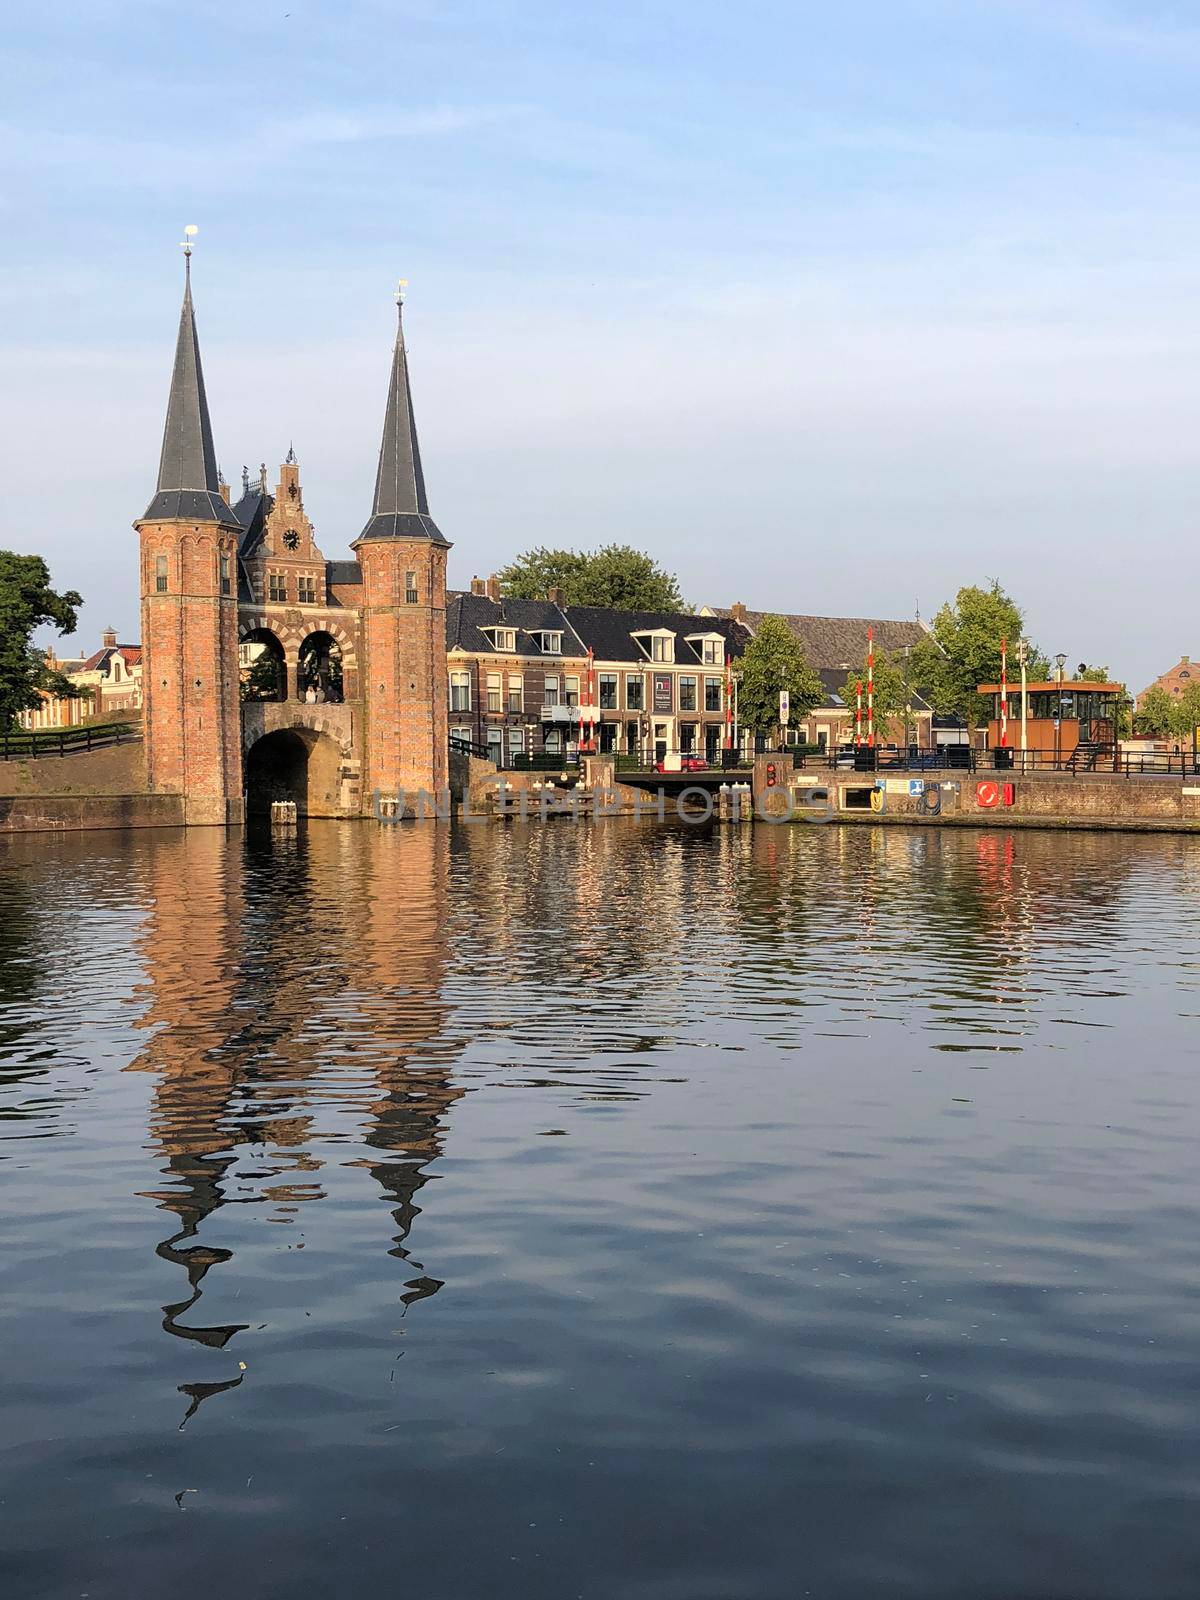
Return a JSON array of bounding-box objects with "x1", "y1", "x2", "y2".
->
[
  {"x1": 4, "y1": 821, "x2": 1200, "y2": 1600},
  {"x1": 127, "y1": 824, "x2": 462, "y2": 1421}
]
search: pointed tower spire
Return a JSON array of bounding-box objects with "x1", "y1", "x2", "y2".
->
[
  {"x1": 141, "y1": 228, "x2": 232, "y2": 524},
  {"x1": 358, "y1": 282, "x2": 448, "y2": 545}
]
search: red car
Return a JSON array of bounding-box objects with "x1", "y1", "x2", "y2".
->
[{"x1": 654, "y1": 754, "x2": 710, "y2": 773}]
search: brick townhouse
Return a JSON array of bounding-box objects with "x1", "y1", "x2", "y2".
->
[{"x1": 446, "y1": 583, "x2": 752, "y2": 765}]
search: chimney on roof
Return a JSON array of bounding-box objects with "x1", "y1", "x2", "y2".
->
[
  {"x1": 546, "y1": 586, "x2": 565, "y2": 606},
  {"x1": 485, "y1": 574, "x2": 502, "y2": 601},
  {"x1": 470, "y1": 576, "x2": 486, "y2": 597},
  {"x1": 1183, "y1": 656, "x2": 1191, "y2": 666},
  {"x1": 102, "y1": 625, "x2": 117, "y2": 649},
  {"x1": 730, "y1": 602, "x2": 748, "y2": 624}
]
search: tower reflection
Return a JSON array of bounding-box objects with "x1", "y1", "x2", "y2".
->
[{"x1": 128, "y1": 822, "x2": 460, "y2": 1423}]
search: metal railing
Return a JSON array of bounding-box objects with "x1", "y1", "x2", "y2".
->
[
  {"x1": 1, "y1": 722, "x2": 141, "y2": 761},
  {"x1": 506, "y1": 752, "x2": 582, "y2": 772},
  {"x1": 789, "y1": 745, "x2": 1200, "y2": 778},
  {"x1": 448, "y1": 734, "x2": 493, "y2": 760},
  {"x1": 613, "y1": 749, "x2": 749, "y2": 774}
]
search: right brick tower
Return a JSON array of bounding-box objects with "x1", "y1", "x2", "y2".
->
[{"x1": 354, "y1": 288, "x2": 452, "y2": 808}]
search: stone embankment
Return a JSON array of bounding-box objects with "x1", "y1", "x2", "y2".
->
[{"x1": 750, "y1": 757, "x2": 1200, "y2": 834}]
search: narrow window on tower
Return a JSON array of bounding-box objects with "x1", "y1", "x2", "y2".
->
[
  {"x1": 220, "y1": 554, "x2": 231, "y2": 596},
  {"x1": 405, "y1": 570, "x2": 419, "y2": 605},
  {"x1": 155, "y1": 555, "x2": 168, "y2": 593}
]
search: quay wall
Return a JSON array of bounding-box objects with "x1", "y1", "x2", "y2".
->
[
  {"x1": 753, "y1": 758, "x2": 1200, "y2": 833},
  {"x1": 0, "y1": 743, "x2": 186, "y2": 836},
  {"x1": 0, "y1": 792, "x2": 184, "y2": 836}
]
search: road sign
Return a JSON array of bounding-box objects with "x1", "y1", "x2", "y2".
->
[{"x1": 779, "y1": 690, "x2": 790, "y2": 726}]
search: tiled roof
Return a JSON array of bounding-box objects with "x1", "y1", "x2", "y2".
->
[
  {"x1": 359, "y1": 304, "x2": 448, "y2": 546},
  {"x1": 445, "y1": 596, "x2": 753, "y2": 664},
  {"x1": 141, "y1": 264, "x2": 237, "y2": 529},
  {"x1": 327, "y1": 560, "x2": 363, "y2": 586},
  {"x1": 446, "y1": 594, "x2": 586, "y2": 658},
  {"x1": 564, "y1": 605, "x2": 751, "y2": 665},
  {"x1": 709, "y1": 607, "x2": 927, "y2": 668},
  {"x1": 234, "y1": 488, "x2": 271, "y2": 557},
  {"x1": 80, "y1": 646, "x2": 142, "y2": 675}
]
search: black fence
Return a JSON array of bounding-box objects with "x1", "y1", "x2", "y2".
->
[
  {"x1": 1, "y1": 722, "x2": 141, "y2": 761},
  {"x1": 614, "y1": 750, "x2": 748, "y2": 774},
  {"x1": 787, "y1": 745, "x2": 1200, "y2": 778},
  {"x1": 506, "y1": 752, "x2": 582, "y2": 773}
]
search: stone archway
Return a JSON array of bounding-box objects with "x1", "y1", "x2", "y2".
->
[
  {"x1": 239, "y1": 627, "x2": 287, "y2": 702},
  {"x1": 244, "y1": 727, "x2": 347, "y2": 818}
]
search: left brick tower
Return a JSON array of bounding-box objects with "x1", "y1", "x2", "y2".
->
[{"x1": 134, "y1": 238, "x2": 243, "y2": 825}]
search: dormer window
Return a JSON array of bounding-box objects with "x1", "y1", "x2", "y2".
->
[
  {"x1": 685, "y1": 631, "x2": 725, "y2": 665},
  {"x1": 532, "y1": 631, "x2": 562, "y2": 654},
  {"x1": 632, "y1": 629, "x2": 675, "y2": 663},
  {"x1": 482, "y1": 626, "x2": 517, "y2": 652}
]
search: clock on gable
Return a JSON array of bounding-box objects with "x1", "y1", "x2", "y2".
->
[{"x1": 283, "y1": 529, "x2": 300, "y2": 551}]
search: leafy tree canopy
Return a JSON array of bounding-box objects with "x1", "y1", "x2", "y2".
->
[
  {"x1": 0, "y1": 551, "x2": 82, "y2": 729},
  {"x1": 1133, "y1": 684, "x2": 1174, "y2": 737},
  {"x1": 736, "y1": 615, "x2": 825, "y2": 737},
  {"x1": 1136, "y1": 680, "x2": 1200, "y2": 742},
  {"x1": 910, "y1": 581, "x2": 1046, "y2": 725},
  {"x1": 497, "y1": 544, "x2": 684, "y2": 611}
]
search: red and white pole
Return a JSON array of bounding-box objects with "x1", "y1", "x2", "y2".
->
[
  {"x1": 586, "y1": 646, "x2": 595, "y2": 753},
  {"x1": 724, "y1": 647, "x2": 732, "y2": 750},
  {"x1": 867, "y1": 627, "x2": 875, "y2": 748},
  {"x1": 855, "y1": 680, "x2": 863, "y2": 747},
  {"x1": 1000, "y1": 637, "x2": 1009, "y2": 748}
]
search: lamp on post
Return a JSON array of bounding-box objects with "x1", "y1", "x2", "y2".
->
[
  {"x1": 903, "y1": 644, "x2": 912, "y2": 753},
  {"x1": 1055, "y1": 652, "x2": 1067, "y2": 768}
]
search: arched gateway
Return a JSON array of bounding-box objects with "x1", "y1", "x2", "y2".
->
[
  {"x1": 244, "y1": 728, "x2": 345, "y2": 818},
  {"x1": 134, "y1": 252, "x2": 451, "y2": 826}
]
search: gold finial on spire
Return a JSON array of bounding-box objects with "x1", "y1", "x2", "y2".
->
[{"x1": 396, "y1": 278, "x2": 408, "y2": 309}]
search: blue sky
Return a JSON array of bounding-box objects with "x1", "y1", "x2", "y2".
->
[{"x1": 4, "y1": 0, "x2": 1199, "y2": 687}]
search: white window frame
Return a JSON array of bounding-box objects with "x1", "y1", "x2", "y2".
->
[{"x1": 449, "y1": 670, "x2": 471, "y2": 712}]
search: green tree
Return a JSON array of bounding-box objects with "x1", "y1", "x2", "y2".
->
[
  {"x1": 736, "y1": 615, "x2": 824, "y2": 740},
  {"x1": 0, "y1": 552, "x2": 83, "y2": 729},
  {"x1": 838, "y1": 648, "x2": 911, "y2": 734},
  {"x1": 1171, "y1": 682, "x2": 1200, "y2": 743},
  {"x1": 497, "y1": 544, "x2": 684, "y2": 610},
  {"x1": 910, "y1": 581, "x2": 1045, "y2": 725},
  {"x1": 1134, "y1": 684, "x2": 1176, "y2": 737}
]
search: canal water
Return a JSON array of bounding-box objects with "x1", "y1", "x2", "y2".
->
[{"x1": 1, "y1": 821, "x2": 1199, "y2": 1599}]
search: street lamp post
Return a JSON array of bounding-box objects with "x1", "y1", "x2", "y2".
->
[
  {"x1": 1018, "y1": 638, "x2": 1029, "y2": 755},
  {"x1": 1055, "y1": 652, "x2": 1067, "y2": 769},
  {"x1": 903, "y1": 644, "x2": 912, "y2": 753}
]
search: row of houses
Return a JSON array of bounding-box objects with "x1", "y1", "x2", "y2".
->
[
  {"x1": 447, "y1": 579, "x2": 933, "y2": 765},
  {"x1": 19, "y1": 628, "x2": 143, "y2": 731}
]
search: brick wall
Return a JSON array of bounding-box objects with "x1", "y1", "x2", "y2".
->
[
  {"x1": 139, "y1": 519, "x2": 243, "y2": 824},
  {"x1": 359, "y1": 541, "x2": 448, "y2": 800}
]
